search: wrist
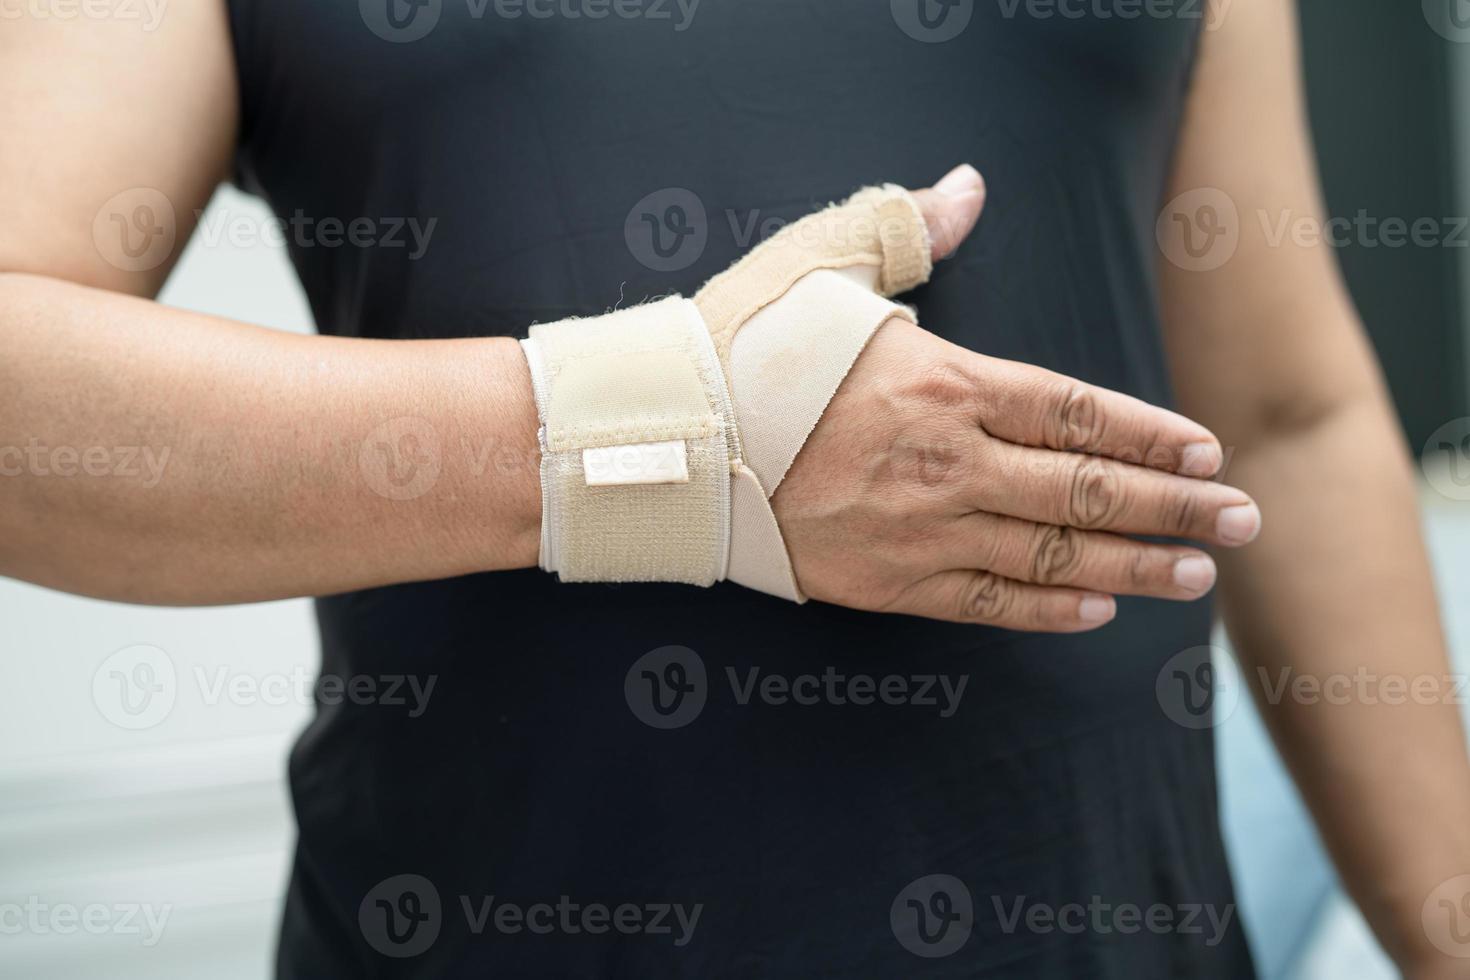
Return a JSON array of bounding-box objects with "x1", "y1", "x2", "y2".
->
[{"x1": 486, "y1": 337, "x2": 543, "y2": 569}]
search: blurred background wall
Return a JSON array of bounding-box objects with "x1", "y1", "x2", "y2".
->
[{"x1": 2, "y1": 4, "x2": 1469, "y2": 977}]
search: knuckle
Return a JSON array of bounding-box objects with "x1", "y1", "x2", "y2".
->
[
  {"x1": 960, "y1": 572, "x2": 1013, "y2": 623},
  {"x1": 911, "y1": 360, "x2": 979, "y2": 415},
  {"x1": 1065, "y1": 457, "x2": 1125, "y2": 529},
  {"x1": 1055, "y1": 383, "x2": 1103, "y2": 451},
  {"x1": 1126, "y1": 546, "x2": 1157, "y2": 589},
  {"x1": 1030, "y1": 525, "x2": 1084, "y2": 585},
  {"x1": 1163, "y1": 488, "x2": 1200, "y2": 536}
]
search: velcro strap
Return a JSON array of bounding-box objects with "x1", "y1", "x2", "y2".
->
[
  {"x1": 523, "y1": 297, "x2": 736, "y2": 586},
  {"x1": 695, "y1": 184, "x2": 931, "y2": 365}
]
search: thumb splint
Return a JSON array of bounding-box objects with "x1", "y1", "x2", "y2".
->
[{"x1": 520, "y1": 185, "x2": 931, "y2": 601}]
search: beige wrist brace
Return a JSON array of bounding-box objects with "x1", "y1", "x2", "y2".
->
[{"x1": 520, "y1": 185, "x2": 931, "y2": 601}]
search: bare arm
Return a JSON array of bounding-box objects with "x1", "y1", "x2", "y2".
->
[
  {"x1": 2, "y1": 3, "x2": 1261, "y2": 628},
  {"x1": 1159, "y1": 0, "x2": 1470, "y2": 973},
  {"x1": 0, "y1": 4, "x2": 543, "y2": 603}
]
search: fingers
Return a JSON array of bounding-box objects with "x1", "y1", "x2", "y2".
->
[
  {"x1": 941, "y1": 512, "x2": 1219, "y2": 601},
  {"x1": 890, "y1": 570, "x2": 1117, "y2": 632},
  {"x1": 976, "y1": 440, "x2": 1262, "y2": 547},
  {"x1": 972, "y1": 357, "x2": 1224, "y2": 478},
  {"x1": 912, "y1": 164, "x2": 986, "y2": 261}
]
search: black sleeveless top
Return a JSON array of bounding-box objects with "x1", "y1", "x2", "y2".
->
[{"x1": 225, "y1": 2, "x2": 1255, "y2": 976}]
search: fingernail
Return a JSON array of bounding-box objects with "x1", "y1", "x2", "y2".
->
[
  {"x1": 1179, "y1": 442, "x2": 1221, "y2": 478},
  {"x1": 1078, "y1": 595, "x2": 1116, "y2": 625},
  {"x1": 1172, "y1": 555, "x2": 1217, "y2": 594},
  {"x1": 935, "y1": 164, "x2": 984, "y2": 198},
  {"x1": 1216, "y1": 503, "x2": 1261, "y2": 545}
]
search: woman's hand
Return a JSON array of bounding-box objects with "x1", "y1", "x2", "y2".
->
[{"x1": 772, "y1": 167, "x2": 1259, "y2": 630}]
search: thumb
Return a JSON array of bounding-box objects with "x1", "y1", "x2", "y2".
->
[{"x1": 911, "y1": 164, "x2": 986, "y2": 261}]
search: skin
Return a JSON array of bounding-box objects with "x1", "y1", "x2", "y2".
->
[
  {"x1": 0, "y1": 0, "x2": 1464, "y2": 972},
  {"x1": 1156, "y1": 2, "x2": 1470, "y2": 975}
]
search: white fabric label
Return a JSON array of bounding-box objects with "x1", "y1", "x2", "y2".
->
[{"x1": 582, "y1": 441, "x2": 690, "y2": 486}]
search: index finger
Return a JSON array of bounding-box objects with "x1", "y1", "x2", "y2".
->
[{"x1": 969, "y1": 357, "x2": 1224, "y2": 478}]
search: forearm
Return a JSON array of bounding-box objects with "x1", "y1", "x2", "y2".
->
[
  {"x1": 1217, "y1": 391, "x2": 1470, "y2": 971},
  {"x1": 0, "y1": 272, "x2": 541, "y2": 604}
]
